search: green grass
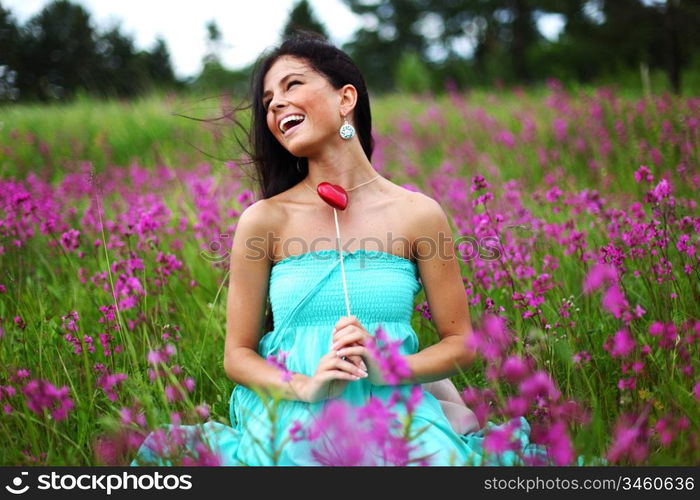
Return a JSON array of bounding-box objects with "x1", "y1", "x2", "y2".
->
[{"x1": 0, "y1": 86, "x2": 698, "y2": 465}]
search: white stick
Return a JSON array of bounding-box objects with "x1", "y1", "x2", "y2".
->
[{"x1": 333, "y1": 208, "x2": 351, "y2": 316}]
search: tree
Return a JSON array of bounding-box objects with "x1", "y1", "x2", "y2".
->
[
  {"x1": 94, "y1": 24, "x2": 146, "y2": 97},
  {"x1": 341, "y1": 0, "x2": 545, "y2": 92},
  {"x1": 282, "y1": 0, "x2": 329, "y2": 41},
  {"x1": 340, "y1": 0, "x2": 429, "y2": 93},
  {"x1": 451, "y1": 0, "x2": 542, "y2": 83},
  {"x1": 541, "y1": 0, "x2": 700, "y2": 93},
  {"x1": 146, "y1": 36, "x2": 177, "y2": 87},
  {"x1": 1, "y1": 0, "x2": 181, "y2": 100},
  {"x1": 204, "y1": 19, "x2": 223, "y2": 65},
  {"x1": 16, "y1": 0, "x2": 99, "y2": 100},
  {"x1": 192, "y1": 18, "x2": 249, "y2": 95},
  {"x1": 395, "y1": 51, "x2": 432, "y2": 93},
  {"x1": 0, "y1": 3, "x2": 21, "y2": 100},
  {"x1": 650, "y1": 0, "x2": 700, "y2": 94}
]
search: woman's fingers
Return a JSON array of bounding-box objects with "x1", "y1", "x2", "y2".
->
[
  {"x1": 331, "y1": 330, "x2": 366, "y2": 351},
  {"x1": 334, "y1": 348, "x2": 369, "y2": 374},
  {"x1": 333, "y1": 357, "x2": 368, "y2": 378},
  {"x1": 336, "y1": 349, "x2": 366, "y2": 372},
  {"x1": 335, "y1": 345, "x2": 366, "y2": 358},
  {"x1": 331, "y1": 315, "x2": 366, "y2": 343},
  {"x1": 331, "y1": 324, "x2": 357, "y2": 345},
  {"x1": 333, "y1": 315, "x2": 359, "y2": 332},
  {"x1": 330, "y1": 333, "x2": 365, "y2": 369},
  {"x1": 348, "y1": 354, "x2": 367, "y2": 372},
  {"x1": 321, "y1": 370, "x2": 361, "y2": 382},
  {"x1": 320, "y1": 351, "x2": 339, "y2": 364},
  {"x1": 321, "y1": 350, "x2": 367, "y2": 377},
  {"x1": 344, "y1": 353, "x2": 367, "y2": 373}
]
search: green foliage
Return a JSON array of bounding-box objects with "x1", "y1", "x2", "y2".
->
[
  {"x1": 395, "y1": 51, "x2": 433, "y2": 94},
  {"x1": 5, "y1": 0, "x2": 700, "y2": 102},
  {"x1": 1, "y1": 0, "x2": 179, "y2": 102},
  {"x1": 189, "y1": 60, "x2": 252, "y2": 97},
  {"x1": 282, "y1": 0, "x2": 329, "y2": 41},
  {"x1": 341, "y1": 0, "x2": 700, "y2": 94}
]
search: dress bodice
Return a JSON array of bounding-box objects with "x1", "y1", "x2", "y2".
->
[{"x1": 268, "y1": 249, "x2": 422, "y2": 329}]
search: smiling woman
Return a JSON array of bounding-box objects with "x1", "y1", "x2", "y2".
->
[{"x1": 130, "y1": 30, "x2": 549, "y2": 466}]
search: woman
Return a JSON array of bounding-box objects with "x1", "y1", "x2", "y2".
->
[{"x1": 131, "y1": 32, "x2": 545, "y2": 466}]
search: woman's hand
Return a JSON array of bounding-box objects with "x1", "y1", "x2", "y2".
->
[
  {"x1": 331, "y1": 315, "x2": 386, "y2": 386},
  {"x1": 330, "y1": 318, "x2": 366, "y2": 373},
  {"x1": 296, "y1": 349, "x2": 368, "y2": 403}
]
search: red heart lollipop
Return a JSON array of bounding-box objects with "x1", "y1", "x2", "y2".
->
[{"x1": 317, "y1": 182, "x2": 348, "y2": 210}]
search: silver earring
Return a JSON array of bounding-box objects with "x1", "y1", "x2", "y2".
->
[
  {"x1": 296, "y1": 159, "x2": 302, "y2": 173},
  {"x1": 339, "y1": 117, "x2": 355, "y2": 140}
]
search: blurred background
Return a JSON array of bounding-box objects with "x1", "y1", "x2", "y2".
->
[{"x1": 1, "y1": 0, "x2": 699, "y2": 102}]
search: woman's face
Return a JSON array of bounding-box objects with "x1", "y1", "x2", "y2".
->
[{"x1": 262, "y1": 55, "x2": 348, "y2": 157}]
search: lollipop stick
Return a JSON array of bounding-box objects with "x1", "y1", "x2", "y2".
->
[{"x1": 333, "y1": 208, "x2": 351, "y2": 316}]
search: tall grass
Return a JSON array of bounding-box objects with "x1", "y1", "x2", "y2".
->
[{"x1": 0, "y1": 82, "x2": 698, "y2": 465}]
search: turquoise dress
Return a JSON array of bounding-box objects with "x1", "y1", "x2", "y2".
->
[{"x1": 130, "y1": 249, "x2": 550, "y2": 466}]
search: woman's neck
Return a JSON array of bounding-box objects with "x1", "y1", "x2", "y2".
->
[{"x1": 304, "y1": 143, "x2": 378, "y2": 189}]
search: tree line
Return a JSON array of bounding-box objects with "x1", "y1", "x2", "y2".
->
[
  {"x1": 338, "y1": 0, "x2": 700, "y2": 94},
  {"x1": 2, "y1": 0, "x2": 700, "y2": 102},
  {"x1": 0, "y1": 0, "x2": 179, "y2": 101},
  {"x1": 206, "y1": 0, "x2": 700, "y2": 96}
]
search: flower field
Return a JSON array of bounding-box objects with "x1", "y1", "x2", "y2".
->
[{"x1": 0, "y1": 82, "x2": 698, "y2": 465}]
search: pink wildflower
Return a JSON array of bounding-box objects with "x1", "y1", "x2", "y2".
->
[
  {"x1": 606, "y1": 329, "x2": 636, "y2": 358},
  {"x1": 483, "y1": 424, "x2": 519, "y2": 454},
  {"x1": 601, "y1": 284, "x2": 628, "y2": 318},
  {"x1": 583, "y1": 263, "x2": 618, "y2": 294},
  {"x1": 22, "y1": 379, "x2": 74, "y2": 421},
  {"x1": 195, "y1": 404, "x2": 210, "y2": 420},
  {"x1": 466, "y1": 314, "x2": 511, "y2": 362},
  {"x1": 504, "y1": 396, "x2": 529, "y2": 418},
  {"x1": 501, "y1": 356, "x2": 529, "y2": 383},
  {"x1": 519, "y1": 371, "x2": 560, "y2": 400},
  {"x1": 266, "y1": 351, "x2": 292, "y2": 382},
  {"x1": 60, "y1": 229, "x2": 80, "y2": 251},
  {"x1": 606, "y1": 413, "x2": 650, "y2": 464},
  {"x1": 97, "y1": 373, "x2": 128, "y2": 402},
  {"x1": 471, "y1": 174, "x2": 489, "y2": 192},
  {"x1": 365, "y1": 326, "x2": 412, "y2": 385},
  {"x1": 544, "y1": 421, "x2": 574, "y2": 465},
  {"x1": 633, "y1": 165, "x2": 653, "y2": 183}
]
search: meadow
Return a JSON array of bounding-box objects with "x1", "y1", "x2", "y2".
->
[{"x1": 0, "y1": 81, "x2": 698, "y2": 465}]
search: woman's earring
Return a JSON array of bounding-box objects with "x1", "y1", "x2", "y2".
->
[
  {"x1": 296, "y1": 159, "x2": 302, "y2": 173},
  {"x1": 339, "y1": 117, "x2": 355, "y2": 140}
]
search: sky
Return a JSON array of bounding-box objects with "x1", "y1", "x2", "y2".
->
[{"x1": 3, "y1": 0, "x2": 565, "y2": 79}]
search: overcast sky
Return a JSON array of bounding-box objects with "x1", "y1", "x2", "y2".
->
[{"x1": 3, "y1": 0, "x2": 565, "y2": 79}]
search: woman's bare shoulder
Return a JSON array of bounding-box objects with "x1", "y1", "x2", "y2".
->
[
  {"x1": 399, "y1": 188, "x2": 445, "y2": 224},
  {"x1": 235, "y1": 198, "x2": 285, "y2": 260},
  {"x1": 238, "y1": 197, "x2": 282, "y2": 229},
  {"x1": 396, "y1": 188, "x2": 451, "y2": 253}
]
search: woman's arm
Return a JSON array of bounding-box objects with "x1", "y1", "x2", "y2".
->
[
  {"x1": 223, "y1": 200, "x2": 309, "y2": 401},
  {"x1": 400, "y1": 194, "x2": 476, "y2": 384}
]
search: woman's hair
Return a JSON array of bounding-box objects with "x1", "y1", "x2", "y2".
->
[
  {"x1": 235, "y1": 30, "x2": 374, "y2": 334},
  {"x1": 246, "y1": 29, "x2": 374, "y2": 199}
]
